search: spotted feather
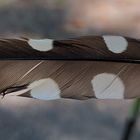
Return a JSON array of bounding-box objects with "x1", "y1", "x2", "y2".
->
[{"x1": 0, "y1": 35, "x2": 140, "y2": 100}]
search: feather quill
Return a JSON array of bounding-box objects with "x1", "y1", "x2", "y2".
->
[{"x1": 0, "y1": 35, "x2": 140, "y2": 100}]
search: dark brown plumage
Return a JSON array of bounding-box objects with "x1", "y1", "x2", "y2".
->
[{"x1": 0, "y1": 35, "x2": 139, "y2": 100}]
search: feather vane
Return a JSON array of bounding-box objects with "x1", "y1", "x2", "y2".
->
[{"x1": 0, "y1": 35, "x2": 139, "y2": 100}]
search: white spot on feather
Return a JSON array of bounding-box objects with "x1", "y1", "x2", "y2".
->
[
  {"x1": 28, "y1": 39, "x2": 53, "y2": 51},
  {"x1": 29, "y1": 78, "x2": 61, "y2": 100},
  {"x1": 91, "y1": 73, "x2": 124, "y2": 99},
  {"x1": 103, "y1": 36, "x2": 128, "y2": 53}
]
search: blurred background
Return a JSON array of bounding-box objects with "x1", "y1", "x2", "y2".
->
[{"x1": 0, "y1": 0, "x2": 140, "y2": 140}]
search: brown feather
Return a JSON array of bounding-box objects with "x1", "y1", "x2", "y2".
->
[{"x1": 0, "y1": 35, "x2": 139, "y2": 100}]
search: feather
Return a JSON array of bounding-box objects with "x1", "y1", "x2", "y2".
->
[{"x1": 0, "y1": 35, "x2": 140, "y2": 100}]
